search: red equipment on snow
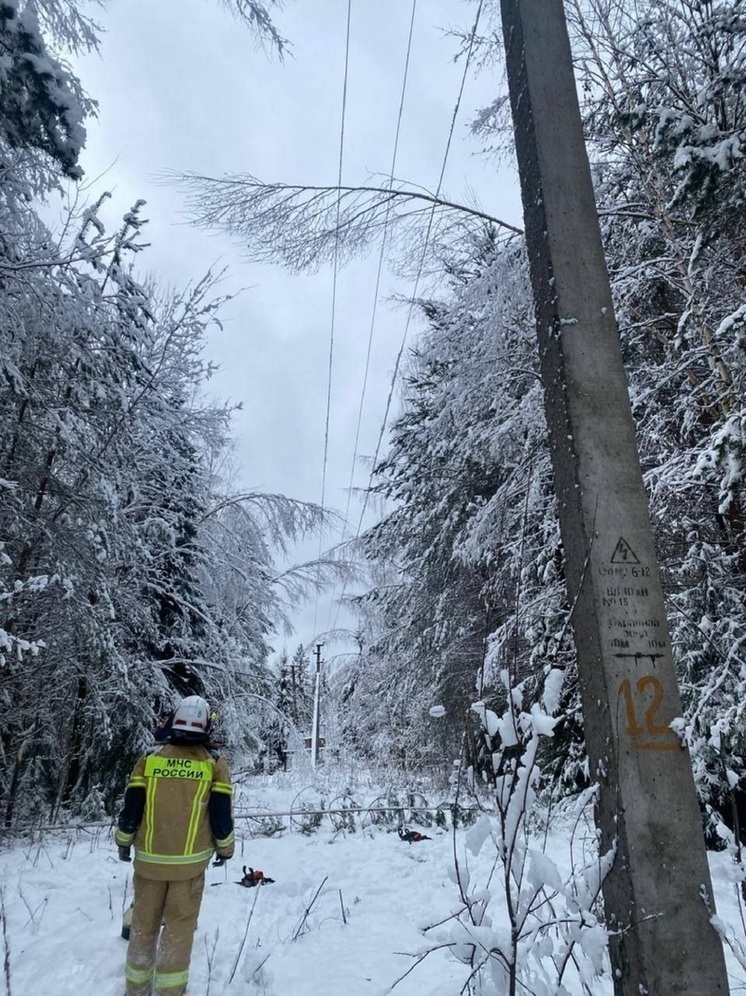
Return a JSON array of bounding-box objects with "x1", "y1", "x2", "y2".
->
[
  {"x1": 239, "y1": 865, "x2": 275, "y2": 887},
  {"x1": 398, "y1": 826, "x2": 431, "y2": 843}
]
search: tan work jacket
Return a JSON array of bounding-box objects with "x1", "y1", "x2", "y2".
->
[{"x1": 116, "y1": 743, "x2": 234, "y2": 881}]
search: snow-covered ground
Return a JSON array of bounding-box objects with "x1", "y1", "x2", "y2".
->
[{"x1": 1, "y1": 771, "x2": 745, "y2": 995}]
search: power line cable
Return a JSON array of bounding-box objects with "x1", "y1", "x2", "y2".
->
[
  {"x1": 355, "y1": 0, "x2": 486, "y2": 540},
  {"x1": 324, "y1": 0, "x2": 419, "y2": 638},
  {"x1": 328, "y1": 0, "x2": 485, "y2": 639},
  {"x1": 342, "y1": 0, "x2": 418, "y2": 533},
  {"x1": 312, "y1": 0, "x2": 354, "y2": 638}
]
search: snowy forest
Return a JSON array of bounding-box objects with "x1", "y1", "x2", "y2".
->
[
  {"x1": 346, "y1": 0, "x2": 746, "y2": 827},
  {"x1": 0, "y1": 0, "x2": 337, "y2": 828},
  {"x1": 0, "y1": 0, "x2": 744, "y2": 862},
  {"x1": 0, "y1": 0, "x2": 745, "y2": 993}
]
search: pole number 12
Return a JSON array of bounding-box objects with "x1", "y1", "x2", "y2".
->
[{"x1": 619, "y1": 675, "x2": 669, "y2": 737}]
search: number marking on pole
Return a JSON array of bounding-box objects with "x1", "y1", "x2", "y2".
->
[{"x1": 618, "y1": 675, "x2": 679, "y2": 750}]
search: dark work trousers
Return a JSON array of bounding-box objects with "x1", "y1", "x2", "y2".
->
[{"x1": 125, "y1": 871, "x2": 205, "y2": 996}]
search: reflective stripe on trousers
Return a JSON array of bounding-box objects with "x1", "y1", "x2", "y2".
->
[
  {"x1": 125, "y1": 871, "x2": 205, "y2": 996},
  {"x1": 154, "y1": 968, "x2": 190, "y2": 989}
]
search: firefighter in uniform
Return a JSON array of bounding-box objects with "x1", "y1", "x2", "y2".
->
[{"x1": 115, "y1": 695, "x2": 234, "y2": 996}]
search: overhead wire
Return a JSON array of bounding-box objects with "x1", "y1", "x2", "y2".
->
[
  {"x1": 355, "y1": 0, "x2": 486, "y2": 539},
  {"x1": 328, "y1": 0, "x2": 485, "y2": 638},
  {"x1": 342, "y1": 0, "x2": 419, "y2": 533},
  {"x1": 312, "y1": 0, "x2": 354, "y2": 638},
  {"x1": 324, "y1": 0, "x2": 420, "y2": 637}
]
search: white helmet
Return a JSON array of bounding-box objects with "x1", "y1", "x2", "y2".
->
[{"x1": 172, "y1": 695, "x2": 210, "y2": 737}]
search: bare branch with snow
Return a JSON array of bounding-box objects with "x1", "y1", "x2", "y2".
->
[{"x1": 170, "y1": 172, "x2": 523, "y2": 273}]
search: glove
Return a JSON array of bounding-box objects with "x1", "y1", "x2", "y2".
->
[
  {"x1": 212, "y1": 854, "x2": 229, "y2": 868},
  {"x1": 118, "y1": 845, "x2": 132, "y2": 862}
]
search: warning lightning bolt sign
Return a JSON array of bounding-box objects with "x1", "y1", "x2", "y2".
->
[{"x1": 611, "y1": 537, "x2": 640, "y2": 564}]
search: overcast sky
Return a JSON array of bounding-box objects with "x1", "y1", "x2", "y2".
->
[{"x1": 69, "y1": 0, "x2": 522, "y2": 655}]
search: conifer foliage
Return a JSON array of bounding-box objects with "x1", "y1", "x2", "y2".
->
[
  {"x1": 566, "y1": 0, "x2": 746, "y2": 824},
  {"x1": 345, "y1": 236, "x2": 579, "y2": 773},
  {"x1": 0, "y1": 0, "x2": 303, "y2": 830},
  {"x1": 0, "y1": 0, "x2": 88, "y2": 176},
  {"x1": 350, "y1": 0, "x2": 746, "y2": 813},
  {"x1": 162, "y1": 0, "x2": 746, "y2": 818}
]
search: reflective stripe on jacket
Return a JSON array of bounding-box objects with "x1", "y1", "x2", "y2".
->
[{"x1": 115, "y1": 743, "x2": 234, "y2": 881}]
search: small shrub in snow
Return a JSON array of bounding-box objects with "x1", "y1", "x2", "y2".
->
[
  {"x1": 297, "y1": 809, "x2": 323, "y2": 836},
  {"x1": 406, "y1": 791, "x2": 434, "y2": 828},
  {"x1": 441, "y1": 670, "x2": 613, "y2": 995},
  {"x1": 253, "y1": 816, "x2": 285, "y2": 838},
  {"x1": 449, "y1": 800, "x2": 478, "y2": 829},
  {"x1": 78, "y1": 785, "x2": 107, "y2": 822},
  {"x1": 329, "y1": 791, "x2": 359, "y2": 833}
]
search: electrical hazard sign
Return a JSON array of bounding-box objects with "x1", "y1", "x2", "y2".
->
[{"x1": 610, "y1": 537, "x2": 640, "y2": 564}]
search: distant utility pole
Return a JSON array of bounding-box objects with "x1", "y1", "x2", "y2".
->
[
  {"x1": 289, "y1": 662, "x2": 298, "y2": 725},
  {"x1": 498, "y1": 1, "x2": 729, "y2": 993},
  {"x1": 311, "y1": 643, "x2": 323, "y2": 768}
]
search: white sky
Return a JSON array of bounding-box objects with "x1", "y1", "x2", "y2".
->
[{"x1": 68, "y1": 0, "x2": 522, "y2": 654}]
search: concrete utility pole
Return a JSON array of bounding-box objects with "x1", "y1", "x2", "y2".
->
[
  {"x1": 289, "y1": 662, "x2": 298, "y2": 725},
  {"x1": 311, "y1": 643, "x2": 323, "y2": 768},
  {"x1": 498, "y1": 1, "x2": 729, "y2": 993}
]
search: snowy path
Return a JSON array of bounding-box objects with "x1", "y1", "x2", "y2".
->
[
  {"x1": 1, "y1": 777, "x2": 746, "y2": 995},
  {"x1": 0, "y1": 816, "x2": 467, "y2": 995}
]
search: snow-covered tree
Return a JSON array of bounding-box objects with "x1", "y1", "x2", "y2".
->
[
  {"x1": 0, "y1": 192, "x2": 328, "y2": 825},
  {"x1": 464, "y1": 0, "x2": 746, "y2": 819},
  {"x1": 559, "y1": 0, "x2": 746, "y2": 825},
  {"x1": 0, "y1": 1, "x2": 90, "y2": 176},
  {"x1": 345, "y1": 234, "x2": 579, "y2": 771},
  {"x1": 289, "y1": 642, "x2": 313, "y2": 729},
  {"x1": 0, "y1": 0, "x2": 309, "y2": 830}
]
